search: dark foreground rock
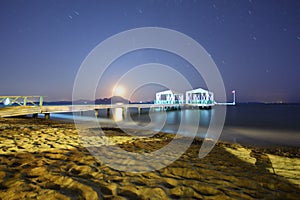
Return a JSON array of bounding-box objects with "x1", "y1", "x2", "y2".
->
[{"x1": 0, "y1": 118, "x2": 299, "y2": 199}]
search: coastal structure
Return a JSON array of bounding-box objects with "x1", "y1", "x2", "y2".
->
[
  {"x1": 155, "y1": 90, "x2": 184, "y2": 105},
  {"x1": 0, "y1": 96, "x2": 43, "y2": 118},
  {"x1": 0, "y1": 96, "x2": 179, "y2": 119},
  {"x1": 185, "y1": 88, "x2": 214, "y2": 105},
  {"x1": 0, "y1": 96, "x2": 43, "y2": 107},
  {"x1": 154, "y1": 88, "x2": 215, "y2": 109},
  {"x1": 1, "y1": 87, "x2": 234, "y2": 118}
]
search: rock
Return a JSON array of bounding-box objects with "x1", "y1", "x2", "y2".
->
[
  {"x1": 71, "y1": 165, "x2": 93, "y2": 175},
  {"x1": 222, "y1": 189, "x2": 253, "y2": 200},
  {"x1": 99, "y1": 183, "x2": 117, "y2": 195},
  {"x1": 51, "y1": 176, "x2": 99, "y2": 199},
  {"x1": 169, "y1": 186, "x2": 195, "y2": 198},
  {"x1": 36, "y1": 191, "x2": 70, "y2": 200},
  {"x1": 161, "y1": 177, "x2": 178, "y2": 188},
  {"x1": 190, "y1": 184, "x2": 221, "y2": 196},
  {"x1": 0, "y1": 171, "x2": 6, "y2": 179},
  {"x1": 235, "y1": 178, "x2": 258, "y2": 190},
  {"x1": 140, "y1": 187, "x2": 168, "y2": 199},
  {"x1": 1, "y1": 118, "x2": 300, "y2": 199},
  {"x1": 164, "y1": 167, "x2": 200, "y2": 179},
  {"x1": 118, "y1": 185, "x2": 141, "y2": 199},
  {"x1": 2, "y1": 178, "x2": 26, "y2": 188},
  {"x1": 26, "y1": 167, "x2": 48, "y2": 178},
  {"x1": 44, "y1": 153, "x2": 67, "y2": 160}
]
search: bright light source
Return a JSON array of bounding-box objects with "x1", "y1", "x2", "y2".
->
[
  {"x1": 4, "y1": 98, "x2": 10, "y2": 106},
  {"x1": 113, "y1": 85, "x2": 125, "y2": 97}
]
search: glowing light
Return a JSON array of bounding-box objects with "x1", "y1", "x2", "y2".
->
[
  {"x1": 113, "y1": 108, "x2": 123, "y2": 122},
  {"x1": 113, "y1": 85, "x2": 125, "y2": 97},
  {"x1": 4, "y1": 98, "x2": 10, "y2": 106}
]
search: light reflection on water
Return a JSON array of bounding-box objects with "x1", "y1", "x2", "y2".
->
[
  {"x1": 49, "y1": 104, "x2": 300, "y2": 147},
  {"x1": 52, "y1": 108, "x2": 213, "y2": 130},
  {"x1": 113, "y1": 108, "x2": 123, "y2": 122},
  {"x1": 121, "y1": 109, "x2": 211, "y2": 137}
]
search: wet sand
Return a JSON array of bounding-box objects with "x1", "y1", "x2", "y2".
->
[{"x1": 0, "y1": 117, "x2": 299, "y2": 199}]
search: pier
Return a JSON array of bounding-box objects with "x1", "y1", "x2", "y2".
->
[
  {"x1": 0, "y1": 96, "x2": 179, "y2": 118},
  {"x1": 0, "y1": 96, "x2": 214, "y2": 119},
  {"x1": 0, "y1": 96, "x2": 43, "y2": 118},
  {"x1": 0, "y1": 88, "x2": 235, "y2": 119}
]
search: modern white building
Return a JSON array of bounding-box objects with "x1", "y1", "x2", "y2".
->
[
  {"x1": 185, "y1": 88, "x2": 214, "y2": 105},
  {"x1": 155, "y1": 90, "x2": 184, "y2": 104}
]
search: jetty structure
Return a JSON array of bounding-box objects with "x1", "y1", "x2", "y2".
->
[
  {"x1": 0, "y1": 96, "x2": 43, "y2": 118},
  {"x1": 185, "y1": 88, "x2": 214, "y2": 106},
  {"x1": 0, "y1": 88, "x2": 235, "y2": 119},
  {"x1": 0, "y1": 95, "x2": 181, "y2": 119},
  {"x1": 155, "y1": 90, "x2": 184, "y2": 105}
]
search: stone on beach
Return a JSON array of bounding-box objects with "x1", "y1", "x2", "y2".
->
[{"x1": 0, "y1": 118, "x2": 299, "y2": 199}]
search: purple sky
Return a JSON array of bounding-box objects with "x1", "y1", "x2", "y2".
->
[{"x1": 0, "y1": 0, "x2": 300, "y2": 102}]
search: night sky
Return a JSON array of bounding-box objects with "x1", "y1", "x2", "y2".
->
[{"x1": 0, "y1": 0, "x2": 299, "y2": 102}]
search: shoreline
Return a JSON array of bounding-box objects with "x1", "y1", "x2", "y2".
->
[
  {"x1": 50, "y1": 113, "x2": 300, "y2": 148},
  {"x1": 0, "y1": 117, "x2": 299, "y2": 199}
]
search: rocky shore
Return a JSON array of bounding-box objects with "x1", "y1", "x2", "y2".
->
[{"x1": 0, "y1": 117, "x2": 299, "y2": 199}]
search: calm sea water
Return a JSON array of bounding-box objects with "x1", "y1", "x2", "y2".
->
[
  {"x1": 52, "y1": 104, "x2": 300, "y2": 147},
  {"x1": 221, "y1": 104, "x2": 300, "y2": 146}
]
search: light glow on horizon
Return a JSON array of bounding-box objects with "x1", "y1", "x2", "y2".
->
[{"x1": 113, "y1": 85, "x2": 125, "y2": 97}]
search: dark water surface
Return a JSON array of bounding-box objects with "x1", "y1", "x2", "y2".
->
[
  {"x1": 52, "y1": 104, "x2": 300, "y2": 147},
  {"x1": 225, "y1": 104, "x2": 300, "y2": 131}
]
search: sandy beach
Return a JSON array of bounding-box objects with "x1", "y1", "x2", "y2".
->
[{"x1": 0, "y1": 117, "x2": 299, "y2": 199}]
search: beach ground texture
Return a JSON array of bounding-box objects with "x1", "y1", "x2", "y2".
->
[{"x1": 0, "y1": 118, "x2": 299, "y2": 199}]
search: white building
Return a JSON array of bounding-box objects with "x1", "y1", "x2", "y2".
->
[
  {"x1": 185, "y1": 88, "x2": 214, "y2": 105},
  {"x1": 155, "y1": 90, "x2": 184, "y2": 104}
]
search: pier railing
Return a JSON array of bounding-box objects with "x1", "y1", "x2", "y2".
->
[
  {"x1": 154, "y1": 100, "x2": 215, "y2": 105},
  {"x1": 0, "y1": 96, "x2": 43, "y2": 107},
  {"x1": 154, "y1": 100, "x2": 185, "y2": 104},
  {"x1": 0, "y1": 96, "x2": 43, "y2": 117}
]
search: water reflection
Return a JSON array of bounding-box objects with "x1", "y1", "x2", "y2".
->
[
  {"x1": 64, "y1": 108, "x2": 213, "y2": 129},
  {"x1": 166, "y1": 111, "x2": 181, "y2": 124},
  {"x1": 112, "y1": 108, "x2": 212, "y2": 127},
  {"x1": 52, "y1": 105, "x2": 300, "y2": 146},
  {"x1": 113, "y1": 108, "x2": 123, "y2": 122},
  {"x1": 199, "y1": 110, "x2": 211, "y2": 126}
]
